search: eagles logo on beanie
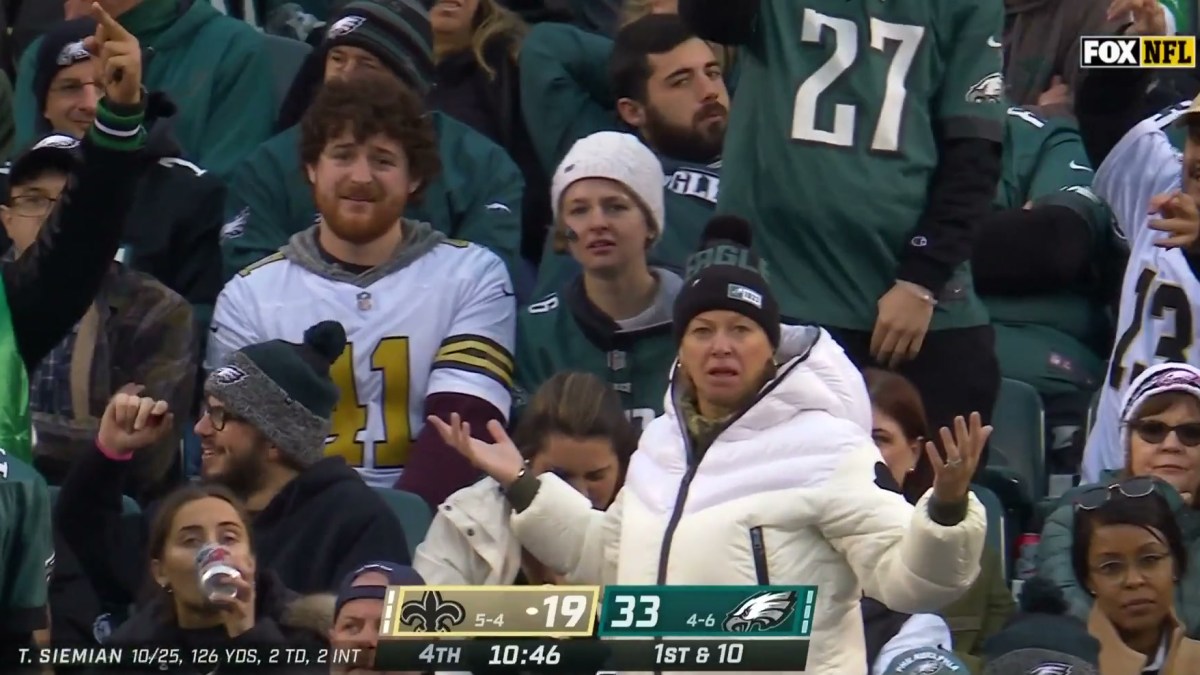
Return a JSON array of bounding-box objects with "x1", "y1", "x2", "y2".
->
[
  {"x1": 673, "y1": 215, "x2": 780, "y2": 347},
  {"x1": 32, "y1": 19, "x2": 97, "y2": 125},
  {"x1": 324, "y1": 0, "x2": 434, "y2": 94},
  {"x1": 205, "y1": 321, "x2": 348, "y2": 467}
]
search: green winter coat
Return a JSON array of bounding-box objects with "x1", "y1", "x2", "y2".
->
[
  {"x1": 514, "y1": 270, "x2": 682, "y2": 431},
  {"x1": 986, "y1": 107, "x2": 1115, "y2": 395},
  {"x1": 520, "y1": 23, "x2": 720, "y2": 298},
  {"x1": 1036, "y1": 473, "x2": 1200, "y2": 633},
  {"x1": 15, "y1": 0, "x2": 275, "y2": 180},
  {"x1": 219, "y1": 114, "x2": 524, "y2": 281}
]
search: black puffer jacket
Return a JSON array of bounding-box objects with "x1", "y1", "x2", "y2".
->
[{"x1": 85, "y1": 570, "x2": 333, "y2": 674}]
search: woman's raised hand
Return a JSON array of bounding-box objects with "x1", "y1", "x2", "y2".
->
[
  {"x1": 928, "y1": 412, "x2": 992, "y2": 502},
  {"x1": 428, "y1": 413, "x2": 527, "y2": 487}
]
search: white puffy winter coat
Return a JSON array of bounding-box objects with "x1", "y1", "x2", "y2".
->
[{"x1": 510, "y1": 328, "x2": 987, "y2": 675}]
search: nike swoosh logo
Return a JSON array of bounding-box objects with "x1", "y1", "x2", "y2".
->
[
  {"x1": 485, "y1": 203, "x2": 511, "y2": 213},
  {"x1": 987, "y1": 36, "x2": 1002, "y2": 48},
  {"x1": 500, "y1": 290, "x2": 515, "y2": 297},
  {"x1": 1069, "y1": 160, "x2": 1093, "y2": 172}
]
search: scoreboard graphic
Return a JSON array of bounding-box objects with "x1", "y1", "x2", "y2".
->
[
  {"x1": 376, "y1": 585, "x2": 819, "y2": 671},
  {"x1": 381, "y1": 586, "x2": 601, "y2": 637}
]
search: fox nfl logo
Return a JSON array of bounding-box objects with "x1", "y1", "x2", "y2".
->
[{"x1": 1080, "y1": 35, "x2": 1196, "y2": 68}]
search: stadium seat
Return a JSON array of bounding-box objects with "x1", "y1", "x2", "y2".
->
[
  {"x1": 970, "y1": 484, "x2": 1007, "y2": 579},
  {"x1": 47, "y1": 485, "x2": 140, "y2": 515},
  {"x1": 372, "y1": 487, "x2": 432, "y2": 558},
  {"x1": 1086, "y1": 387, "x2": 1102, "y2": 435},
  {"x1": 262, "y1": 34, "x2": 311, "y2": 115},
  {"x1": 990, "y1": 378, "x2": 1047, "y2": 499}
]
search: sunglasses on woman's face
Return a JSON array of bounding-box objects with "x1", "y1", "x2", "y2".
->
[
  {"x1": 1128, "y1": 419, "x2": 1200, "y2": 447},
  {"x1": 1075, "y1": 476, "x2": 1158, "y2": 511}
]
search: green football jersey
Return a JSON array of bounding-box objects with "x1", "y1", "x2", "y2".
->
[
  {"x1": 986, "y1": 106, "x2": 1114, "y2": 393},
  {"x1": 717, "y1": 0, "x2": 1004, "y2": 330},
  {"x1": 0, "y1": 449, "x2": 52, "y2": 633},
  {"x1": 514, "y1": 280, "x2": 678, "y2": 431}
]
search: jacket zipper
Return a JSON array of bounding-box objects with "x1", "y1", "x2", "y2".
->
[{"x1": 749, "y1": 526, "x2": 770, "y2": 584}]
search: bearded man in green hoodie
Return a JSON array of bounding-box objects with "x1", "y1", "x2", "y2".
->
[{"x1": 14, "y1": 0, "x2": 275, "y2": 179}]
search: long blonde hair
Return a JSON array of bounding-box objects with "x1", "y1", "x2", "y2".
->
[
  {"x1": 456, "y1": 0, "x2": 528, "y2": 80},
  {"x1": 619, "y1": 0, "x2": 736, "y2": 72}
]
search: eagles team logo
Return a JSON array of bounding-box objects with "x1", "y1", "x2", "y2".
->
[
  {"x1": 399, "y1": 591, "x2": 466, "y2": 632},
  {"x1": 33, "y1": 134, "x2": 80, "y2": 151},
  {"x1": 722, "y1": 590, "x2": 797, "y2": 632},
  {"x1": 1029, "y1": 664, "x2": 1074, "y2": 675},
  {"x1": 57, "y1": 40, "x2": 90, "y2": 66},
  {"x1": 964, "y1": 72, "x2": 1004, "y2": 103},
  {"x1": 326, "y1": 15, "x2": 366, "y2": 39},
  {"x1": 211, "y1": 366, "x2": 247, "y2": 385},
  {"x1": 222, "y1": 207, "x2": 249, "y2": 241}
]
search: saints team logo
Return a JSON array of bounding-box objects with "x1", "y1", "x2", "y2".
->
[
  {"x1": 722, "y1": 590, "x2": 797, "y2": 632},
  {"x1": 326, "y1": 15, "x2": 366, "y2": 39},
  {"x1": 210, "y1": 366, "x2": 247, "y2": 385},
  {"x1": 57, "y1": 40, "x2": 90, "y2": 66},
  {"x1": 964, "y1": 72, "x2": 1004, "y2": 103},
  {"x1": 399, "y1": 590, "x2": 466, "y2": 632}
]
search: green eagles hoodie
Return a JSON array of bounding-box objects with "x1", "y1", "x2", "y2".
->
[
  {"x1": 986, "y1": 106, "x2": 1115, "y2": 395},
  {"x1": 521, "y1": 23, "x2": 721, "y2": 298},
  {"x1": 515, "y1": 269, "x2": 683, "y2": 430},
  {"x1": 219, "y1": 114, "x2": 524, "y2": 282},
  {"x1": 15, "y1": 0, "x2": 275, "y2": 179}
]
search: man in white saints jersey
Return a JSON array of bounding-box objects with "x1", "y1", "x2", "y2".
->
[
  {"x1": 1082, "y1": 91, "x2": 1200, "y2": 482},
  {"x1": 207, "y1": 73, "x2": 516, "y2": 505}
]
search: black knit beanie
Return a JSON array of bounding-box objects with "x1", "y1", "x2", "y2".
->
[
  {"x1": 276, "y1": 0, "x2": 434, "y2": 132},
  {"x1": 673, "y1": 215, "x2": 780, "y2": 347},
  {"x1": 33, "y1": 19, "x2": 97, "y2": 127},
  {"x1": 981, "y1": 577, "x2": 1100, "y2": 674},
  {"x1": 205, "y1": 321, "x2": 347, "y2": 467}
]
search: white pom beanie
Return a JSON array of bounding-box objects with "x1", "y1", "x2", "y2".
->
[
  {"x1": 1120, "y1": 362, "x2": 1200, "y2": 448},
  {"x1": 550, "y1": 131, "x2": 666, "y2": 242}
]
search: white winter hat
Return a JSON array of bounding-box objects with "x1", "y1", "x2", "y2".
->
[
  {"x1": 1120, "y1": 362, "x2": 1200, "y2": 450},
  {"x1": 550, "y1": 131, "x2": 666, "y2": 246}
]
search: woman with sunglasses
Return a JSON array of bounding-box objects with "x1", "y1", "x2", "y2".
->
[
  {"x1": 1071, "y1": 481, "x2": 1200, "y2": 672},
  {"x1": 1039, "y1": 363, "x2": 1200, "y2": 632}
]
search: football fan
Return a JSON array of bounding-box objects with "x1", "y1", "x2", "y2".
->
[
  {"x1": 1078, "y1": 0, "x2": 1200, "y2": 482},
  {"x1": 515, "y1": 131, "x2": 679, "y2": 428},
  {"x1": 207, "y1": 72, "x2": 516, "y2": 506}
]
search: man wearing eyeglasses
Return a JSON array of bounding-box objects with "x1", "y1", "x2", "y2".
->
[
  {"x1": 0, "y1": 133, "x2": 196, "y2": 503},
  {"x1": 11, "y1": 17, "x2": 225, "y2": 326}
]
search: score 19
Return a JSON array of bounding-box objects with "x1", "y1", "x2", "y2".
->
[
  {"x1": 542, "y1": 594, "x2": 589, "y2": 629},
  {"x1": 609, "y1": 594, "x2": 661, "y2": 628}
]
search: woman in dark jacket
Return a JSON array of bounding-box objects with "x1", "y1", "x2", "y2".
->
[
  {"x1": 88, "y1": 483, "x2": 330, "y2": 674},
  {"x1": 429, "y1": 0, "x2": 550, "y2": 264}
]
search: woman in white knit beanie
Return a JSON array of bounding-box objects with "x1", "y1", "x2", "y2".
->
[{"x1": 514, "y1": 131, "x2": 678, "y2": 429}]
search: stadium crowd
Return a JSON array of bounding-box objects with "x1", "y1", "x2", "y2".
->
[{"x1": 2, "y1": 0, "x2": 1200, "y2": 673}]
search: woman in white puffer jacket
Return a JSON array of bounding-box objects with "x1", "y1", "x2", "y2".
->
[{"x1": 429, "y1": 216, "x2": 991, "y2": 675}]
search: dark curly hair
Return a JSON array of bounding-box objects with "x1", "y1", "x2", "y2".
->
[{"x1": 299, "y1": 71, "x2": 441, "y2": 202}]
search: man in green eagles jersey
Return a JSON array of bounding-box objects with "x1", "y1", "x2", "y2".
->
[
  {"x1": 681, "y1": 0, "x2": 1005, "y2": 446},
  {"x1": 522, "y1": 15, "x2": 728, "y2": 297},
  {"x1": 975, "y1": 106, "x2": 1115, "y2": 464}
]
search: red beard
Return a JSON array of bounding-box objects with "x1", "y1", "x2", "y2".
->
[{"x1": 313, "y1": 183, "x2": 406, "y2": 244}]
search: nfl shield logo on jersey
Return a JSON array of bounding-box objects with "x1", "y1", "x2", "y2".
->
[
  {"x1": 326, "y1": 15, "x2": 365, "y2": 39},
  {"x1": 211, "y1": 366, "x2": 247, "y2": 385},
  {"x1": 965, "y1": 72, "x2": 1004, "y2": 103}
]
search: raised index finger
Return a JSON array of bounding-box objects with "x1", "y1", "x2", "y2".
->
[{"x1": 89, "y1": 2, "x2": 132, "y2": 40}]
